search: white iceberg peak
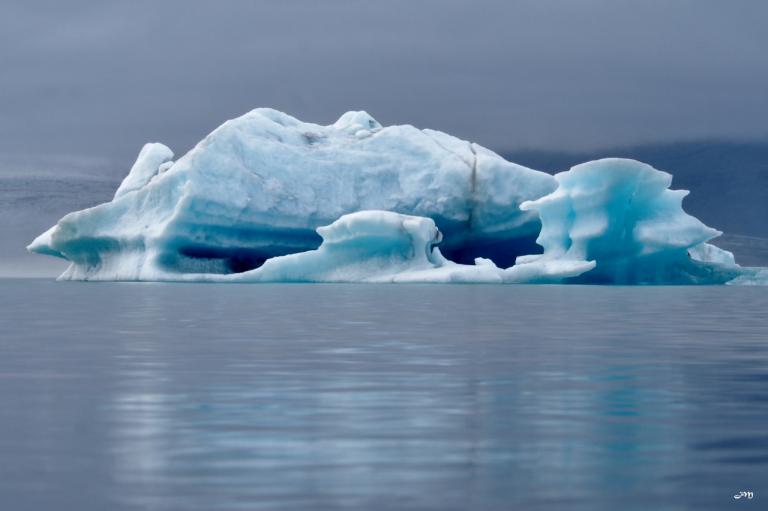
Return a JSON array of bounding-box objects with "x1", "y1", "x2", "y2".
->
[
  {"x1": 333, "y1": 110, "x2": 382, "y2": 133},
  {"x1": 114, "y1": 142, "x2": 174, "y2": 199}
]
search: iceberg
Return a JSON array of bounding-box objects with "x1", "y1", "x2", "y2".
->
[
  {"x1": 28, "y1": 108, "x2": 554, "y2": 281},
  {"x1": 513, "y1": 159, "x2": 746, "y2": 284},
  {"x1": 27, "y1": 108, "x2": 765, "y2": 285}
]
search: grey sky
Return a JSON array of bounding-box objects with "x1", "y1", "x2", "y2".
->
[{"x1": 2, "y1": 0, "x2": 767, "y2": 167}]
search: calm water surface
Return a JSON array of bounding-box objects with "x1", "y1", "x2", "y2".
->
[{"x1": 1, "y1": 280, "x2": 766, "y2": 510}]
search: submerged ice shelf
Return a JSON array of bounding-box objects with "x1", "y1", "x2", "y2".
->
[{"x1": 28, "y1": 108, "x2": 765, "y2": 285}]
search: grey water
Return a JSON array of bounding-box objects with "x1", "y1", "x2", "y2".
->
[{"x1": 1, "y1": 280, "x2": 766, "y2": 511}]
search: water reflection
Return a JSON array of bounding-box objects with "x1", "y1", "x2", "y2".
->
[{"x1": 0, "y1": 281, "x2": 767, "y2": 510}]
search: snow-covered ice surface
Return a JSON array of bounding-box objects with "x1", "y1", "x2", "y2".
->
[{"x1": 27, "y1": 109, "x2": 765, "y2": 285}]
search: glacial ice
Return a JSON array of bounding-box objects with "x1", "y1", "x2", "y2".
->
[
  {"x1": 27, "y1": 108, "x2": 765, "y2": 285},
  {"x1": 28, "y1": 108, "x2": 555, "y2": 280},
  {"x1": 514, "y1": 159, "x2": 745, "y2": 284},
  {"x1": 223, "y1": 211, "x2": 502, "y2": 284},
  {"x1": 113, "y1": 143, "x2": 174, "y2": 199},
  {"x1": 726, "y1": 269, "x2": 768, "y2": 286}
]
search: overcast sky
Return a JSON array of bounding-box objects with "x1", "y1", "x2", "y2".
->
[{"x1": 2, "y1": 0, "x2": 767, "y2": 169}]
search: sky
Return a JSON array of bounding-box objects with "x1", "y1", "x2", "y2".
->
[{"x1": 2, "y1": 0, "x2": 768, "y2": 170}]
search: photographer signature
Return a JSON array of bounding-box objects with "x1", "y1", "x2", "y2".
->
[{"x1": 734, "y1": 491, "x2": 754, "y2": 500}]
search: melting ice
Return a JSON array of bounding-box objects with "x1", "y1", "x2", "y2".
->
[{"x1": 27, "y1": 108, "x2": 766, "y2": 285}]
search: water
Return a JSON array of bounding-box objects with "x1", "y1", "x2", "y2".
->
[{"x1": 1, "y1": 280, "x2": 766, "y2": 510}]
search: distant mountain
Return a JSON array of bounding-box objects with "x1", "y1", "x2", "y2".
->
[{"x1": 504, "y1": 140, "x2": 768, "y2": 241}]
